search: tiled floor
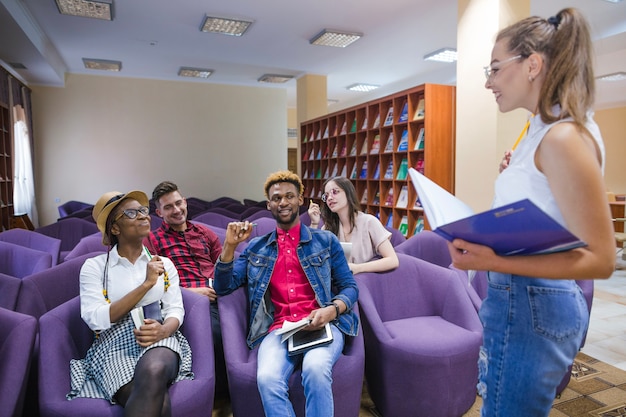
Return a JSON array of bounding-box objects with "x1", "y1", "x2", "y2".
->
[{"x1": 580, "y1": 253, "x2": 626, "y2": 371}]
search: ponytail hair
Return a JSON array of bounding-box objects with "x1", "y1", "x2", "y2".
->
[{"x1": 496, "y1": 8, "x2": 595, "y2": 127}]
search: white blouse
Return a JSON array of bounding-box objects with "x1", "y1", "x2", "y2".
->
[{"x1": 79, "y1": 246, "x2": 184, "y2": 331}]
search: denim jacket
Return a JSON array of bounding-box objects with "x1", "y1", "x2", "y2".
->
[{"x1": 214, "y1": 223, "x2": 359, "y2": 349}]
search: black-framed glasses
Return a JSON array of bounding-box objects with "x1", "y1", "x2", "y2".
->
[
  {"x1": 483, "y1": 55, "x2": 523, "y2": 80},
  {"x1": 114, "y1": 206, "x2": 149, "y2": 221},
  {"x1": 321, "y1": 188, "x2": 342, "y2": 203}
]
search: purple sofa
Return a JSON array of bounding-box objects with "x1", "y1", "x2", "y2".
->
[
  {"x1": 35, "y1": 217, "x2": 99, "y2": 262},
  {"x1": 63, "y1": 233, "x2": 106, "y2": 261},
  {"x1": 0, "y1": 307, "x2": 37, "y2": 417},
  {"x1": 0, "y1": 272, "x2": 22, "y2": 310},
  {"x1": 0, "y1": 241, "x2": 53, "y2": 278},
  {"x1": 355, "y1": 253, "x2": 483, "y2": 417},
  {"x1": 38, "y1": 290, "x2": 215, "y2": 417},
  {"x1": 0, "y1": 228, "x2": 62, "y2": 265},
  {"x1": 218, "y1": 286, "x2": 365, "y2": 417}
]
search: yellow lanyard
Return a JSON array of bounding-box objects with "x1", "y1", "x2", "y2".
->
[{"x1": 511, "y1": 119, "x2": 530, "y2": 151}]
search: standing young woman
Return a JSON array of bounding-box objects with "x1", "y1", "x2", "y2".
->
[
  {"x1": 449, "y1": 9, "x2": 615, "y2": 416},
  {"x1": 68, "y1": 190, "x2": 193, "y2": 417},
  {"x1": 308, "y1": 176, "x2": 398, "y2": 274}
]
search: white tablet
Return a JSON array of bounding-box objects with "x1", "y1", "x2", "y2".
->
[{"x1": 287, "y1": 323, "x2": 333, "y2": 356}]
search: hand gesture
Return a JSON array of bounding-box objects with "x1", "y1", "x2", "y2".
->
[
  {"x1": 145, "y1": 255, "x2": 165, "y2": 288},
  {"x1": 225, "y1": 221, "x2": 254, "y2": 246},
  {"x1": 308, "y1": 200, "x2": 320, "y2": 227},
  {"x1": 499, "y1": 150, "x2": 513, "y2": 173}
]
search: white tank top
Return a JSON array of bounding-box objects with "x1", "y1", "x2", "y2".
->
[{"x1": 493, "y1": 108, "x2": 605, "y2": 227}]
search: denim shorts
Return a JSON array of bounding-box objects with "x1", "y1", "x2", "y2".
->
[{"x1": 478, "y1": 272, "x2": 588, "y2": 417}]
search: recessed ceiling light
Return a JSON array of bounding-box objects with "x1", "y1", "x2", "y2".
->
[
  {"x1": 310, "y1": 29, "x2": 363, "y2": 48},
  {"x1": 178, "y1": 67, "x2": 213, "y2": 78},
  {"x1": 200, "y1": 15, "x2": 253, "y2": 36},
  {"x1": 55, "y1": 0, "x2": 112, "y2": 20},
  {"x1": 424, "y1": 48, "x2": 457, "y2": 63},
  {"x1": 597, "y1": 71, "x2": 626, "y2": 81},
  {"x1": 346, "y1": 83, "x2": 380, "y2": 92},
  {"x1": 258, "y1": 74, "x2": 294, "y2": 83},
  {"x1": 600, "y1": 0, "x2": 623, "y2": 3},
  {"x1": 82, "y1": 58, "x2": 121, "y2": 71}
]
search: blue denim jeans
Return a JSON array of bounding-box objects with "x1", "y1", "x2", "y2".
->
[
  {"x1": 256, "y1": 325, "x2": 344, "y2": 417},
  {"x1": 478, "y1": 272, "x2": 588, "y2": 417}
]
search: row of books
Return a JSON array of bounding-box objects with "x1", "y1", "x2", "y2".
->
[
  {"x1": 385, "y1": 214, "x2": 425, "y2": 237},
  {"x1": 303, "y1": 127, "x2": 425, "y2": 161},
  {"x1": 355, "y1": 185, "x2": 423, "y2": 211},
  {"x1": 302, "y1": 98, "x2": 426, "y2": 142}
]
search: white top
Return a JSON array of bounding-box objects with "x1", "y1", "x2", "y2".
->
[
  {"x1": 337, "y1": 212, "x2": 391, "y2": 264},
  {"x1": 79, "y1": 246, "x2": 184, "y2": 331},
  {"x1": 493, "y1": 110, "x2": 605, "y2": 227}
]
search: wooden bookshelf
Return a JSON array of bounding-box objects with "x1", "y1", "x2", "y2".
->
[
  {"x1": 0, "y1": 100, "x2": 12, "y2": 231},
  {"x1": 300, "y1": 83, "x2": 456, "y2": 237}
]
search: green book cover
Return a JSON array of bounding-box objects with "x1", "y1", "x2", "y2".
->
[{"x1": 396, "y1": 158, "x2": 408, "y2": 180}]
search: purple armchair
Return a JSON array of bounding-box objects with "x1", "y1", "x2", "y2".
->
[
  {"x1": 193, "y1": 211, "x2": 237, "y2": 229},
  {"x1": 57, "y1": 200, "x2": 93, "y2": 219},
  {"x1": 218, "y1": 286, "x2": 365, "y2": 417},
  {"x1": 243, "y1": 209, "x2": 273, "y2": 222},
  {"x1": 35, "y1": 217, "x2": 99, "y2": 262},
  {"x1": 246, "y1": 217, "x2": 276, "y2": 241},
  {"x1": 0, "y1": 272, "x2": 22, "y2": 310},
  {"x1": 0, "y1": 241, "x2": 53, "y2": 278},
  {"x1": 0, "y1": 228, "x2": 62, "y2": 265},
  {"x1": 385, "y1": 225, "x2": 406, "y2": 247},
  {"x1": 0, "y1": 307, "x2": 37, "y2": 417},
  {"x1": 38, "y1": 290, "x2": 215, "y2": 417},
  {"x1": 395, "y1": 230, "x2": 452, "y2": 268},
  {"x1": 355, "y1": 253, "x2": 483, "y2": 417},
  {"x1": 63, "y1": 233, "x2": 106, "y2": 261}
]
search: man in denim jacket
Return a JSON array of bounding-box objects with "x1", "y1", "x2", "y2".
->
[{"x1": 214, "y1": 170, "x2": 358, "y2": 417}]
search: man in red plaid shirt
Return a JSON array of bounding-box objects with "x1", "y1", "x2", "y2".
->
[{"x1": 144, "y1": 181, "x2": 227, "y2": 399}]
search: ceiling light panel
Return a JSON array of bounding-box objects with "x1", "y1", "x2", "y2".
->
[
  {"x1": 597, "y1": 71, "x2": 626, "y2": 81},
  {"x1": 258, "y1": 74, "x2": 294, "y2": 83},
  {"x1": 178, "y1": 67, "x2": 213, "y2": 78},
  {"x1": 310, "y1": 29, "x2": 363, "y2": 48},
  {"x1": 201, "y1": 16, "x2": 253, "y2": 36},
  {"x1": 424, "y1": 48, "x2": 457, "y2": 63},
  {"x1": 346, "y1": 83, "x2": 380, "y2": 92},
  {"x1": 55, "y1": 0, "x2": 112, "y2": 20},
  {"x1": 82, "y1": 58, "x2": 121, "y2": 71}
]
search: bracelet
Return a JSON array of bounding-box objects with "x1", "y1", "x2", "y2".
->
[{"x1": 331, "y1": 302, "x2": 341, "y2": 320}]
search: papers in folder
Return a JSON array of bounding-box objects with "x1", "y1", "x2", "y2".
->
[{"x1": 407, "y1": 168, "x2": 587, "y2": 256}]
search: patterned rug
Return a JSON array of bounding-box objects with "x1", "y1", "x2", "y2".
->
[{"x1": 212, "y1": 351, "x2": 626, "y2": 417}]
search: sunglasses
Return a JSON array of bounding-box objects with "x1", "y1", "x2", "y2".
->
[{"x1": 321, "y1": 188, "x2": 342, "y2": 203}]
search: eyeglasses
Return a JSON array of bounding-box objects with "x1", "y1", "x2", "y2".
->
[
  {"x1": 321, "y1": 188, "x2": 342, "y2": 203},
  {"x1": 114, "y1": 206, "x2": 150, "y2": 221},
  {"x1": 483, "y1": 55, "x2": 523, "y2": 80}
]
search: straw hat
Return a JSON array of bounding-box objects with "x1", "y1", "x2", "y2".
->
[{"x1": 92, "y1": 190, "x2": 149, "y2": 245}]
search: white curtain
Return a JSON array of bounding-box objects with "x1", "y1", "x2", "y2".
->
[{"x1": 13, "y1": 104, "x2": 38, "y2": 226}]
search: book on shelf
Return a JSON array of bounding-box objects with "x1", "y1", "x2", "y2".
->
[
  {"x1": 349, "y1": 142, "x2": 357, "y2": 156},
  {"x1": 340, "y1": 164, "x2": 347, "y2": 177},
  {"x1": 372, "y1": 161, "x2": 380, "y2": 180},
  {"x1": 360, "y1": 188, "x2": 368, "y2": 205},
  {"x1": 322, "y1": 145, "x2": 329, "y2": 158},
  {"x1": 407, "y1": 168, "x2": 587, "y2": 256},
  {"x1": 316, "y1": 148, "x2": 322, "y2": 159},
  {"x1": 331, "y1": 143, "x2": 338, "y2": 158},
  {"x1": 413, "y1": 98, "x2": 425, "y2": 120},
  {"x1": 308, "y1": 148, "x2": 315, "y2": 160},
  {"x1": 309, "y1": 131, "x2": 315, "y2": 142},
  {"x1": 386, "y1": 213, "x2": 394, "y2": 228},
  {"x1": 323, "y1": 165, "x2": 329, "y2": 178},
  {"x1": 330, "y1": 163, "x2": 338, "y2": 177},
  {"x1": 398, "y1": 101, "x2": 409, "y2": 123},
  {"x1": 323, "y1": 125, "x2": 329, "y2": 138},
  {"x1": 359, "y1": 161, "x2": 368, "y2": 179},
  {"x1": 316, "y1": 129, "x2": 322, "y2": 140},
  {"x1": 340, "y1": 121, "x2": 347, "y2": 135},
  {"x1": 361, "y1": 116, "x2": 368, "y2": 130},
  {"x1": 360, "y1": 140, "x2": 368, "y2": 154},
  {"x1": 383, "y1": 106, "x2": 394, "y2": 127},
  {"x1": 350, "y1": 119, "x2": 357, "y2": 133},
  {"x1": 396, "y1": 185, "x2": 409, "y2": 208},
  {"x1": 414, "y1": 217, "x2": 425, "y2": 235},
  {"x1": 303, "y1": 167, "x2": 309, "y2": 179},
  {"x1": 398, "y1": 215, "x2": 409, "y2": 237},
  {"x1": 316, "y1": 168, "x2": 322, "y2": 179},
  {"x1": 383, "y1": 132, "x2": 395, "y2": 153},
  {"x1": 332, "y1": 124, "x2": 338, "y2": 136},
  {"x1": 397, "y1": 129, "x2": 409, "y2": 152},
  {"x1": 339, "y1": 142, "x2": 347, "y2": 157},
  {"x1": 396, "y1": 158, "x2": 408, "y2": 180},
  {"x1": 372, "y1": 111, "x2": 381, "y2": 128},
  {"x1": 415, "y1": 159, "x2": 425, "y2": 174},
  {"x1": 370, "y1": 134, "x2": 381, "y2": 154},
  {"x1": 350, "y1": 164, "x2": 358, "y2": 179},
  {"x1": 372, "y1": 191, "x2": 381, "y2": 205},
  {"x1": 383, "y1": 161, "x2": 394, "y2": 179},
  {"x1": 384, "y1": 188, "x2": 394, "y2": 206},
  {"x1": 276, "y1": 319, "x2": 334, "y2": 356},
  {"x1": 414, "y1": 127, "x2": 425, "y2": 150},
  {"x1": 414, "y1": 196, "x2": 422, "y2": 209}
]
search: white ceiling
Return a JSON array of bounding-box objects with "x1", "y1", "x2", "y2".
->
[{"x1": 0, "y1": 0, "x2": 625, "y2": 110}]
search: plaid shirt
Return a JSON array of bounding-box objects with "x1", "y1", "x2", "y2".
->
[{"x1": 145, "y1": 221, "x2": 222, "y2": 288}]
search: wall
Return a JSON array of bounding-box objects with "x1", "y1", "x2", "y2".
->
[
  {"x1": 32, "y1": 74, "x2": 287, "y2": 225},
  {"x1": 596, "y1": 106, "x2": 626, "y2": 195}
]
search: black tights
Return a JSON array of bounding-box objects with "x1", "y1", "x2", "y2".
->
[{"x1": 114, "y1": 347, "x2": 179, "y2": 417}]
